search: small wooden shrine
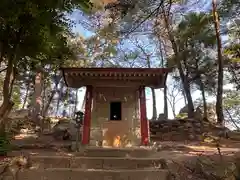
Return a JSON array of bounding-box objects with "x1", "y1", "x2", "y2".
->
[{"x1": 61, "y1": 67, "x2": 171, "y2": 147}]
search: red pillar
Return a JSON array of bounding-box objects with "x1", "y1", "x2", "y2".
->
[
  {"x1": 82, "y1": 85, "x2": 93, "y2": 145},
  {"x1": 139, "y1": 86, "x2": 149, "y2": 145}
]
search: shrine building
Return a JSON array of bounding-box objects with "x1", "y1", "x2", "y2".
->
[{"x1": 61, "y1": 68, "x2": 171, "y2": 147}]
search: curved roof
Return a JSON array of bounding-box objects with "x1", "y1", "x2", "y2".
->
[{"x1": 61, "y1": 67, "x2": 171, "y2": 88}]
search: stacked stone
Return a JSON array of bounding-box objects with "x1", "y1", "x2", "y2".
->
[{"x1": 150, "y1": 118, "x2": 210, "y2": 141}]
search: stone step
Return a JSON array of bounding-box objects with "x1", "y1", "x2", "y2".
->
[
  {"x1": 18, "y1": 168, "x2": 169, "y2": 180},
  {"x1": 30, "y1": 156, "x2": 167, "y2": 170},
  {"x1": 80, "y1": 147, "x2": 154, "y2": 157},
  {"x1": 11, "y1": 145, "x2": 155, "y2": 157}
]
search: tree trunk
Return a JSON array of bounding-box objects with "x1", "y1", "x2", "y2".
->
[
  {"x1": 56, "y1": 97, "x2": 61, "y2": 116},
  {"x1": 169, "y1": 103, "x2": 176, "y2": 118},
  {"x1": 158, "y1": 36, "x2": 168, "y2": 119},
  {"x1": 163, "y1": 75, "x2": 168, "y2": 119},
  {"x1": 212, "y1": 0, "x2": 224, "y2": 125},
  {"x1": 41, "y1": 80, "x2": 46, "y2": 115},
  {"x1": 181, "y1": 76, "x2": 194, "y2": 118},
  {"x1": 0, "y1": 27, "x2": 21, "y2": 124},
  {"x1": 172, "y1": 104, "x2": 176, "y2": 118},
  {"x1": 42, "y1": 78, "x2": 62, "y2": 117},
  {"x1": 162, "y1": 7, "x2": 195, "y2": 118},
  {"x1": 55, "y1": 83, "x2": 63, "y2": 116},
  {"x1": 31, "y1": 70, "x2": 43, "y2": 123},
  {"x1": 151, "y1": 88, "x2": 157, "y2": 121},
  {"x1": 22, "y1": 81, "x2": 30, "y2": 109},
  {"x1": 182, "y1": 90, "x2": 187, "y2": 106},
  {"x1": 0, "y1": 57, "x2": 15, "y2": 125},
  {"x1": 199, "y1": 79, "x2": 208, "y2": 120},
  {"x1": 166, "y1": 93, "x2": 176, "y2": 118},
  {"x1": 158, "y1": 39, "x2": 164, "y2": 68},
  {"x1": 42, "y1": 90, "x2": 55, "y2": 117},
  {"x1": 74, "y1": 89, "x2": 78, "y2": 113},
  {"x1": 0, "y1": 31, "x2": 8, "y2": 65}
]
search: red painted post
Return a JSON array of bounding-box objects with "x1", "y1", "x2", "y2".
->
[
  {"x1": 82, "y1": 85, "x2": 93, "y2": 145},
  {"x1": 139, "y1": 86, "x2": 149, "y2": 145}
]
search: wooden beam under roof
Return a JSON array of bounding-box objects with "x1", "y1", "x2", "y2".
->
[{"x1": 61, "y1": 67, "x2": 171, "y2": 88}]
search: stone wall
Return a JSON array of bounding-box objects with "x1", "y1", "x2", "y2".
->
[{"x1": 150, "y1": 118, "x2": 226, "y2": 141}]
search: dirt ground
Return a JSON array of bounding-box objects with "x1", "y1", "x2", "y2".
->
[{"x1": 9, "y1": 133, "x2": 240, "y2": 160}]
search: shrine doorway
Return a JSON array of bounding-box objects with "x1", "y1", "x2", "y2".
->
[{"x1": 110, "y1": 101, "x2": 122, "y2": 121}]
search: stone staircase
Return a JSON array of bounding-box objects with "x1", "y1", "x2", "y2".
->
[{"x1": 17, "y1": 148, "x2": 170, "y2": 180}]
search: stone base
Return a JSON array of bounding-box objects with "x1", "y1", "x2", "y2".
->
[{"x1": 89, "y1": 126, "x2": 141, "y2": 147}]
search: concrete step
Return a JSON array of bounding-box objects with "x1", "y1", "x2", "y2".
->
[
  {"x1": 30, "y1": 156, "x2": 167, "y2": 170},
  {"x1": 80, "y1": 147, "x2": 154, "y2": 157},
  {"x1": 18, "y1": 168, "x2": 169, "y2": 180}
]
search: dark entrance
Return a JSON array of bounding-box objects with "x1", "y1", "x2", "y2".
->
[{"x1": 110, "y1": 102, "x2": 122, "y2": 120}]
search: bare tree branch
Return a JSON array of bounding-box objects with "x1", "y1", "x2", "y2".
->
[
  {"x1": 0, "y1": 67, "x2": 7, "y2": 73},
  {"x1": 123, "y1": 0, "x2": 165, "y2": 37}
]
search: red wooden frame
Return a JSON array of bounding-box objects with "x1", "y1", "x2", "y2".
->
[
  {"x1": 139, "y1": 86, "x2": 149, "y2": 145},
  {"x1": 82, "y1": 85, "x2": 93, "y2": 145}
]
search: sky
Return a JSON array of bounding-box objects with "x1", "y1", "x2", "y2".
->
[
  {"x1": 70, "y1": 24, "x2": 204, "y2": 119},
  {"x1": 68, "y1": 7, "x2": 210, "y2": 119},
  {"x1": 69, "y1": 4, "x2": 232, "y2": 120},
  {"x1": 68, "y1": 9, "x2": 208, "y2": 119}
]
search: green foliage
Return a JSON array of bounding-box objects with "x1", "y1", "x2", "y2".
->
[
  {"x1": 168, "y1": 12, "x2": 218, "y2": 95},
  {"x1": 219, "y1": 0, "x2": 240, "y2": 18},
  {"x1": 77, "y1": 0, "x2": 94, "y2": 14},
  {"x1": 224, "y1": 16, "x2": 240, "y2": 89},
  {"x1": 224, "y1": 44, "x2": 240, "y2": 62},
  {"x1": 0, "y1": 0, "x2": 93, "y2": 71},
  {"x1": 0, "y1": 0, "x2": 95, "y2": 123},
  {"x1": 176, "y1": 113, "x2": 188, "y2": 119},
  {"x1": 224, "y1": 91, "x2": 240, "y2": 109},
  {"x1": 223, "y1": 90, "x2": 240, "y2": 127},
  {"x1": 223, "y1": 90, "x2": 240, "y2": 110},
  {"x1": 177, "y1": 13, "x2": 215, "y2": 45}
]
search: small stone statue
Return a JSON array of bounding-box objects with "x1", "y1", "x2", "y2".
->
[{"x1": 74, "y1": 111, "x2": 84, "y2": 151}]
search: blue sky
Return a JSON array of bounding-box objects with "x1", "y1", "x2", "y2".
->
[
  {"x1": 69, "y1": 4, "x2": 231, "y2": 119},
  {"x1": 69, "y1": 9, "x2": 207, "y2": 119},
  {"x1": 71, "y1": 22, "x2": 204, "y2": 118},
  {"x1": 70, "y1": 10, "x2": 94, "y2": 37},
  {"x1": 61, "y1": 2, "x2": 239, "y2": 132}
]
